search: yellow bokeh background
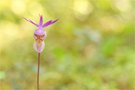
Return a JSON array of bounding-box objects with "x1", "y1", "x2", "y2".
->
[{"x1": 0, "y1": 0, "x2": 135, "y2": 90}]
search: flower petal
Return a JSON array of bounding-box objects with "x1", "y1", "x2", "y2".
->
[
  {"x1": 23, "y1": 17, "x2": 38, "y2": 27},
  {"x1": 39, "y1": 15, "x2": 43, "y2": 26},
  {"x1": 42, "y1": 19, "x2": 59, "y2": 28}
]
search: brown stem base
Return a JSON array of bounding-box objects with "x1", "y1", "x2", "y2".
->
[{"x1": 37, "y1": 53, "x2": 40, "y2": 90}]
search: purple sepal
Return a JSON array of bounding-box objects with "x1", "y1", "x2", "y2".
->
[
  {"x1": 42, "y1": 19, "x2": 59, "y2": 28},
  {"x1": 23, "y1": 17, "x2": 38, "y2": 27},
  {"x1": 24, "y1": 15, "x2": 59, "y2": 29},
  {"x1": 39, "y1": 15, "x2": 43, "y2": 26}
]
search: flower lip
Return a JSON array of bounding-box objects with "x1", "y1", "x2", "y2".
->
[{"x1": 34, "y1": 29, "x2": 45, "y2": 36}]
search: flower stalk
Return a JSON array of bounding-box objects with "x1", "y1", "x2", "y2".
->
[{"x1": 37, "y1": 53, "x2": 40, "y2": 90}]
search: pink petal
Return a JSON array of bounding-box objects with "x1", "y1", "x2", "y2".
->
[
  {"x1": 42, "y1": 19, "x2": 59, "y2": 28},
  {"x1": 39, "y1": 15, "x2": 43, "y2": 26},
  {"x1": 23, "y1": 17, "x2": 38, "y2": 27}
]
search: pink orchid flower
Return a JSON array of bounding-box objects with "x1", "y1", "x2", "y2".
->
[
  {"x1": 24, "y1": 16, "x2": 58, "y2": 90},
  {"x1": 24, "y1": 16, "x2": 58, "y2": 53}
]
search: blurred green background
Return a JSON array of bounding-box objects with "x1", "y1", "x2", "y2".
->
[{"x1": 0, "y1": 0, "x2": 135, "y2": 90}]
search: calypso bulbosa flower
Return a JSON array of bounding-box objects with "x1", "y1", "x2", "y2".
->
[
  {"x1": 24, "y1": 15, "x2": 58, "y2": 90},
  {"x1": 24, "y1": 15, "x2": 58, "y2": 53}
]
